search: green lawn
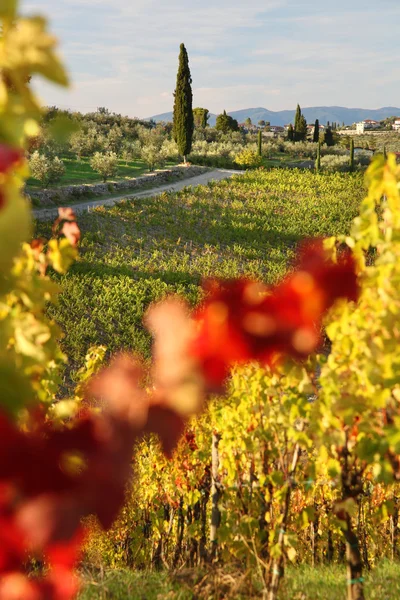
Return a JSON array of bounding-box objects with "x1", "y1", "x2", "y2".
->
[
  {"x1": 27, "y1": 156, "x2": 179, "y2": 189},
  {"x1": 78, "y1": 562, "x2": 400, "y2": 599},
  {"x1": 35, "y1": 168, "x2": 365, "y2": 385}
]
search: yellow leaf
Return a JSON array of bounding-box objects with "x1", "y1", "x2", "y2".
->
[
  {"x1": 24, "y1": 118, "x2": 40, "y2": 137},
  {"x1": 0, "y1": 0, "x2": 17, "y2": 20},
  {"x1": 47, "y1": 238, "x2": 77, "y2": 274},
  {"x1": 287, "y1": 547, "x2": 297, "y2": 562},
  {"x1": 2, "y1": 17, "x2": 69, "y2": 87},
  {"x1": 0, "y1": 181, "x2": 31, "y2": 272}
]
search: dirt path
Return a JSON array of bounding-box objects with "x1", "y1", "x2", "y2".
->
[{"x1": 33, "y1": 169, "x2": 243, "y2": 221}]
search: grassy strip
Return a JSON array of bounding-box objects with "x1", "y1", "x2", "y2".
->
[
  {"x1": 27, "y1": 157, "x2": 179, "y2": 189},
  {"x1": 78, "y1": 561, "x2": 400, "y2": 599}
]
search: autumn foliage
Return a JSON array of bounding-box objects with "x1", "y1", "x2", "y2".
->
[
  {"x1": 0, "y1": 215, "x2": 359, "y2": 598},
  {"x1": 192, "y1": 241, "x2": 358, "y2": 387},
  {"x1": 2, "y1": 2, "x2": 400, "y2": 600}
]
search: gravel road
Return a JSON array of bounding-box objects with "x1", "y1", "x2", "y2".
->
[{"x1": 33, "y1": 168, "x2": 243, "y2": 221}]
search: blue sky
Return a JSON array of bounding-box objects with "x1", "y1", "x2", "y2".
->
[{"x1": 24, "y1": 0, "x2": 399, "y2": 118}]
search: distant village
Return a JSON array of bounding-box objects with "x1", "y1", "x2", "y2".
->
[{"x1": 238, "y1": 118, "x2": 400, "y2": 136}]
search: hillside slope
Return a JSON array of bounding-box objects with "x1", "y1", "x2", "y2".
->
[{"x1": 148, "y1": 106, "x2": 400, "y2": 126}]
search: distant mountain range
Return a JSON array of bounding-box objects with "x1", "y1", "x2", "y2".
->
[{"x1": 148, "y1": 106, "x2": 400, "y2": 127}]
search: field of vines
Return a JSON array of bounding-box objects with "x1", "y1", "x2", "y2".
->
[
  {"x1": 5, "y1": 2, "x2": 400, "y2": 599},
  {"x1": 36, "y1": 168, "x2": 400, "y2": 598},
  {"x1": 37, "y1": 169, "x2": 364, "y2": 375}
]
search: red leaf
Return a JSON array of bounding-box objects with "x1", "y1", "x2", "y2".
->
[
  {"x1": 87, "y1": 353, "x2": 148, "y2": 428},
  {"x1": 61, "y1": 222, "x2": 80, "y2": 246},
  {"x1": 57, "y1": 208, "x2": 76, "y2": 222},
  {"x1": 191, "y1": 240, "x2": 359, "y2": 385},
  {"x1": 0, "y1": 145, "x2": 23, "y2": 174},
  {"x1": 145, "y1": 298, "x2": 205, "y2": 415},
  {"x1": 144, "y1": 405, "x2": 186, "y2": 458}
]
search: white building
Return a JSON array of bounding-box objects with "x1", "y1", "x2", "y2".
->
[
  {"x1": 393, "y1": 119, "x2": 400, "y2": 131},
  {"x1": 356, "y1": 119, "x2": 380, "y2": 134}
]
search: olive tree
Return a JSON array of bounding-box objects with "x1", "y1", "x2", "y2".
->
[
  {"x1": 90, "y1": 151, "x2": 119, "y2": 182},
  {"x1": 29, "y1": 151, "x2": 65, "y2": 187}
]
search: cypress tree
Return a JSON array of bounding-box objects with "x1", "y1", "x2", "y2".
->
[
  {"x1": 287, "y1": 124, "x2": 294, "y2": 141},
  {"x1": 350, "y1": 138, "x2": 354, "y2": 172},
  {"x1": 294, "y1": 104, "x2": 301, "y2": 130},
  {"x1": 384, "y1": 145, "x2": 387, "y2": 160},
  {"x1": 299, "y1": 114, "x2": 308, "y2": 141},
  {"x1": 216, "y1": 110, "x2": 239, "y2": 133},
  {"x1": 216, "y1": 110, "x2": 229, "y2": 133},
  {"x1": 257, "y1": 129, "x2": 262, "y2": 156},
  {"x1": 324, "y1": 127, "x2": 334, "y2": 147},
  {"x1": 193, "y1": 107, "x2": 209, "y2": 128},
  {"x1": 313, "y1": 119, "x2": 320, "y2": 143},
  {"x1": 316, "y1": 141, "x2": 321, "y2": 172},
  {"x1": 173, "y1": 43, "x2": 194, "y2": 163},
  {"x1": 294, "y1": 104, "x2": 301, "y2": 141}
]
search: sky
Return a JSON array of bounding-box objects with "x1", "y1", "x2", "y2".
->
[{"x1": 23, "y1": 0, "x2": 400, "y2": 119}]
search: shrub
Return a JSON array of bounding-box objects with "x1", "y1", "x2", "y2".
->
[
  {"x1": 234, "y1": 148, "x2": 263, "y2": 169},
  {"x1": 90, "y1": 151, "x2": 119, "y2": 182},
  {"x1": 29, "y1": 151, "x2": 65, "y2": 187},
  {"x1": 319, "y1": 155, "x2": 351, "y2": 173},
  {"x1": 189, "y1": 154, "x2": 238, "y2": 169},
  {"x1": 354, "y1": 151, "x2": 372, "y2": 167},
  {"x1": 320, "y1": 145, "x2": 348, "y2": 157},
  {"x1": 284, "y1": 141, "x2": 318, "y2": 159}
]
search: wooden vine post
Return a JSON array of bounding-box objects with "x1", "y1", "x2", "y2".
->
[
  {"x1": 267, "y1": 442, "x2": 302, "y2": 600},
  {"x1": 210, "y1": 431, "x2": 222, "y2": 560}
]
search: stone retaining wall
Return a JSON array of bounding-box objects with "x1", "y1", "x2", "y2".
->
[{"x1": 27, "y1": 166, "x2": 209, "y2": 207}]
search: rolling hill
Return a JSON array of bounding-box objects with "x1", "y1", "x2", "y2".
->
[{"x1": 148, "y1": 106, "x2": 400, "y2": 127}]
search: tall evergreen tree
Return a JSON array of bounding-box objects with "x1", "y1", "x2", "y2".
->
[
  {"x1": 350, "y1": 138, "x2": 354, "y2": 172},
  {"x1": 313, "y1": 119, "x2": 320, "y2": 143},
  {"x1": 316, "y1": 141, "x2": 321, "y2": 172},
  {"x1": 257, "y1": 130, "x2": 262, "y2": 156},
  {"x1": 298, "y1": 114, "x2": 308, "y2": 141},
  {"x1": 294, "y1": 104, "x2": 301, "y2": 140},
  {"x1": 216, "y1": 110, "x2": 230, "y2": 133},
  {"x1": 173, "y1": 43, "x2": 194, "y2": 163},
  {"x1": 215, "y1": 110, "x2": 238, "y2": 133},
  {"x1": 287, "y1": 124, "x2": 294, "y2": 141},
  {"x1": 324, "y1": 127, "x2": 334, "y2": 147},
  {"x1": 193, "y1": 107, "x2": 209, "y2": 128},
  {"x1": 294, "y1": 104, "x2": 307, "y2": 141},
  {"x1": 294, "y1": 104, "x2": 301, "y2": 130}
]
